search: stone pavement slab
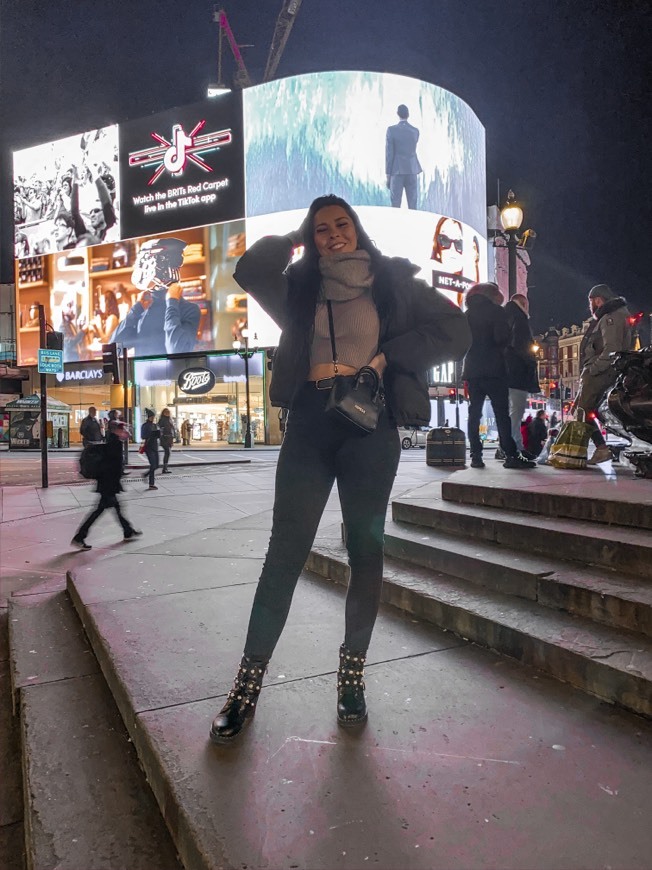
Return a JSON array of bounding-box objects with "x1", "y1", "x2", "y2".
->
[
  {"x1": 9, "y1": 591, "x2": 99, "y2": 691},
  {"x1": 71, "y1": 569, "x2": 458, "y2": 717},
  {"x1": 134, "y1": 646, "x2": 652, "y2": 870},
  {"x1": 71, "y1": 553, "x2": 265, "y2": 604},
  {"x1": 0, "y1": 660, "x2": 21, "y2": 827},
  {"x1": 21, "y1": 674, "x2": 181, "y2": 870},
  {"x1": 135, "y1": 527, "x2": 273, "y2": 558}
]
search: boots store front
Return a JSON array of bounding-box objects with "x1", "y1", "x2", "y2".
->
[{"x1": 133, "y1": 353, "x2": 265, "y2": 446}]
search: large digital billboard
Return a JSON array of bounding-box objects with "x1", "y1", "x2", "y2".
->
[
  {"x1": 118, "y1": 93, "x2": 245, "y2": 238},
  {"x1": 14, "y1": 124, "x2": 121, "y2": 258},
  {"x1": 13, "y1": 71, "x2": 487, "y2": 365},
  {"x1": 243, "y1": 71, "x2": 486, "y2": 232}
]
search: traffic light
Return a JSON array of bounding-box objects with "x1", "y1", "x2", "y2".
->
[
  {"x1": 448, "y1": 387, "x2": 457, "y2": 404},
  {"x1": 102, "y1": 343, "x2": 120, "y2": 384},
  {"x1": 46, "y1": 331, "x2": 63, "y2": 350},
  {"x1": 549, "y1": 382, "x2": 560, "y2": 399}
]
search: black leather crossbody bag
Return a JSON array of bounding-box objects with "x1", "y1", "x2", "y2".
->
[{"x1": 324, "y1": 300, "x2": 383, "y2": 434}]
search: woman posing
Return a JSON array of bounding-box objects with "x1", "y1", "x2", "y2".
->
[{"x1": 210, "y1": 195, "x2": 470, "y2": 744}]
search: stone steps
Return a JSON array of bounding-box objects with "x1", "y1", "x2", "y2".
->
[
  {"x1": 392, "y1": 490, "x2": 652, "y2": 581},
  {"x1": 382, "y1": 519, "x2": 652, "y2": 636},
  {"x1": 441, "y1": 474, "x2": 652, "y2": 530},
  {"x1": 306, "y1": 540, "x2": 652, "y2": 719},
  {"x1": 308, "y1": 470, "x2": 652, "y2": 720},
  {"x1": 7, "y1": 590, "x2": 181, "y2": 870}
]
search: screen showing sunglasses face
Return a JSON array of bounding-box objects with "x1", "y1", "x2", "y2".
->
[{"x1": 438, "y1": 234, "x2": 463, "y2": 253}]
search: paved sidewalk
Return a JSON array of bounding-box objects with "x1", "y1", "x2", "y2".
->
[{"x1": 2, "y1": 457, "x2": 652, "y2": 869}]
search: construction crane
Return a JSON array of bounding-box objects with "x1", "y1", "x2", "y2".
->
[
  {"x1": 263, "y1": 0, "x2": 303, "y2": 82},
  {"x1": 210, "y1": 1, "x2": 302, "y2": 93}
]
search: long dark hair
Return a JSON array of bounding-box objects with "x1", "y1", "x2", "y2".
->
[
  {"x1": 285, "y1": 195, "x2": 390, "y2": 354},
  {"x1": 101, "y1": 289, "x2": 120, "y2": 321}
]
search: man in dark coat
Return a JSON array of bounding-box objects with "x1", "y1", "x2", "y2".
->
[
  {"x1": 502, "y1": 293, "x2": 540, "y2": 457},
  {"x1": 71, "y1": 423, "x2": 141, "y2": 549},
  {"x1": 385, "y1": 104, "x2": 422, "y2": 210},
  {"x1": 79, "y1": 405, "x2": 103, "y2": 446},
  {"x1": 576, "y1": 284, "x2": 633, "y2": 465},
  {"x1": 462, "y1": 283, "x2": 536, "y2": 470}
]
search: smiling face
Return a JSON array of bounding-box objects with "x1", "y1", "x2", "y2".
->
[{"x1": 313, "y1": 205, "x2": 358, "y2": 257}]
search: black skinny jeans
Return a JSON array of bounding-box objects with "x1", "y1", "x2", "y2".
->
[
  {"x1": 145, "y1": 448, "x2": 158, "y2": 486},
  {"x1": 244, "y1": 381, "x2": 401, "y2": 660},
  {"x1": 76, "y1": 493, "x2": 134, "y2": 539},
  {"x1": 467, "y1": 376, "x2": 518, "y2": 459}
]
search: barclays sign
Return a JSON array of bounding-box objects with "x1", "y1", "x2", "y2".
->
[
  {"x1": 177, "y1": 367, "x2": 216, "y2": 395},
  {"x1": 55, "y1": 367, "x2": 105, "y2": 383}
]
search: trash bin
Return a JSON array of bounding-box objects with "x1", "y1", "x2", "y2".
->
[{"x1": 426, "y1": 426, "x2": 466, "y2": 468}]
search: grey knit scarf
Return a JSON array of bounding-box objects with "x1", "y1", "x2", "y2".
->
[{"x1": 319, "y1": 250, "x2": 373, "y2": 301}]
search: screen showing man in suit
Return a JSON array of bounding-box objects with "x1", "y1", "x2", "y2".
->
[{"x1": 385, "y1": 104, "x2": 422, "y2": 210}]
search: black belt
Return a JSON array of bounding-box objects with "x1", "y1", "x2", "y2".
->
[
  {"x1": 311, "y1": 377, "x2": 337, "y2": 390},
  {"x1": 309, "y1": 375, "x2": 354, "y2": 390}
]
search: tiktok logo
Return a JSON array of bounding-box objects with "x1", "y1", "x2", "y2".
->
[
  {"x1": 163, "y1": 125, "x2": 193, "y2": 175},
  {"x1": 129, "y1": 119, "x2": 233, "y2": 185}
]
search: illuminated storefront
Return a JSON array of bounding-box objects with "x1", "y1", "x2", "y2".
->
[{"x1": 133, "y1": 353, "x2": 265, "y2": 445}]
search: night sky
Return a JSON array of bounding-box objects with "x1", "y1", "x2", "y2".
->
[{"x1": 1, "y1": 0, "x2": 649, "y2": 332}]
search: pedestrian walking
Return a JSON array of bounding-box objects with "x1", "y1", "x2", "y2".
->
[
  {"x1": 209, "y1": 194, "x2": 470, "y2": 744},
  {"x1": 180, "y1": 419, "x2": 191, "y2": 446},
  {"x1": 158, "y1": 407, "x2": 175, "y2": 474},
  {"x1": 140, "y1": 409, "x2": 160, "y2": 490},
  {"x1": 71, "y1": 423, "x2": 141, "y2": 549},
  {"x1": 462, "y1": 283, "x2": 536, "y2": 470},
  {"x1": 575, "y1": 284, "x2": 633, "y2": 465},
  {"x1": 79, "y1": 405, "x2": 103, "y2": 446}
]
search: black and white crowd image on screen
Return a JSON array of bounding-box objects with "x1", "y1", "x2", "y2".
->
[{"x1": 13, "y1": 124, "x2": 121, "y2": 259}]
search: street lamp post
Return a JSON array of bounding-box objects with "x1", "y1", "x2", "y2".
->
[
  {"x1": 500, "y1": 189, "x2": 524, "y2": 300},
  {"x1": 232, "y1": 329, "x2": 257, "y2": 449}
]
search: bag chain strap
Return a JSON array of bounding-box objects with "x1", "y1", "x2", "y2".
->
[{"x1": 326, "y1": 301, "x2": 339, "y2": 376}]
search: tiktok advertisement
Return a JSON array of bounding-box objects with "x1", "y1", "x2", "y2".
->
[{"x1": 118, "y1": 93, "x2": 245, "y2": 238}]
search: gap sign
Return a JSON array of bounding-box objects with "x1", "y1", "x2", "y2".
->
[{"x1": 38, "y1": 348, "x2": 64, "y2": 374}]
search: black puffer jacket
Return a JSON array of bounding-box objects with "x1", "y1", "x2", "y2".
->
[
  {"x1": 234, "y1": 235, "x2": 471, "y2": 426},
  {"x1": 504, "y1": 300, "x2": 540, "y2": 393},
  {"x1": 95, "y1": 433, "x2": 124, "y2": 496},
  {"x1": 461, "y1": 294, "x2": 510, "y2": 381}
]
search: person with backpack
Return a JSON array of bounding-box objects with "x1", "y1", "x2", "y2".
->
[{"x1": 71, "y1": 422, "x2": 141, "y2": 550}]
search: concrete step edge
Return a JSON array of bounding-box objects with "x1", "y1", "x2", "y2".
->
[
  {"x1": 391, "y1": 500, "x2": 652, "y2": 581},
  {"x1": 66, "y1": 571, "x2": 217, "y2": 870},
  {"x1": 440, "y1": 479, "x2": 652, "y2": 530},
  {"x1": 393, "y1": 494, "x2": 652, "y2": 548},
  {"x1": 10, "y1": 591, "x2": 181, "y2": 870},
  {"x1": 306, "y1": 542, "x2": 652, "y2": 719},
  {"x1": 384, "y1": 525, "x2": 652, "y2": 635}
]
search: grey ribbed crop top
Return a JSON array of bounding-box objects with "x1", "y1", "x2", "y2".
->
[{"x1": 310, "y1": 290, "x2": 380, "y2": 370}]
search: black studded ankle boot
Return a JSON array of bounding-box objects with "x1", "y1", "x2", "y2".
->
[
  {"x1": 337, "y1": 644, "x2": 368, "y2": 726},
  {"x1": 209, "y1": 655, "x2": 268, "y2": 744}
]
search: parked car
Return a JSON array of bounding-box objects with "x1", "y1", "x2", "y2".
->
[{"x1": 399, "y1": 426, "x2": 429, "y2": 450}]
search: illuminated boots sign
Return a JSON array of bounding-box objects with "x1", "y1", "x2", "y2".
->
[{"x1": 119, "y1": 93, "x2": 245, "y2": 238}]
